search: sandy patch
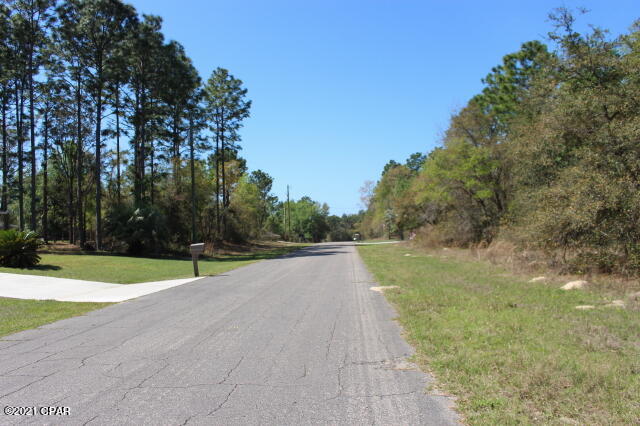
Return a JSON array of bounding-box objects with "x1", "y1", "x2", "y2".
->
[{"x1": 370, "y1": 286, "x2": 399, "y2": 293}]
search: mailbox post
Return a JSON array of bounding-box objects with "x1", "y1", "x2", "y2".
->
[{"x1": 190, "y1": 243, "x2": 205, "y2": 277}]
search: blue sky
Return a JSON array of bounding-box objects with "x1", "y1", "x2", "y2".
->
[{"x1": 129, "y1": 0, "x2": 636, "y2": 215}]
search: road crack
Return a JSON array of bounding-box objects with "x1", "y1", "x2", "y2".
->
[
  {"x1": 207, "y1": 384, "x2": 238, "y2": 416},
  {"x1": 82, "y1": 415, "x2": 99, "y2": 425},
  {"x1": 325, "y1": 352, "x2": 349, "y2": 401},
  {"x1": 219, "y1": 356, "x2": 244, "y2": 384},
  {"x1": 325, "y1": 300, "x2": 345, "y2": 360},
  {"x1": 297, "y1": 364, "x2": 307, "y2": 380},
  {"x1": 117, "y1": 361, "x2": 170, "y2": 403},
  {"x1": 0, "y1": 370, "x2": 58, "y2": 399}
]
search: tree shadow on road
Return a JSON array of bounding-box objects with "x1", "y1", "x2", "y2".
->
[{"x1": 279, "y1": 245, "x2": 349, "y2": 258}]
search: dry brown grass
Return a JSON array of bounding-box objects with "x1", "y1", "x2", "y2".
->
[
  {"x1": 41, "y1": 240, "x2": 85, "y2": 253},
  {"x1": 413, "y1": 224, "x2": 468, "y2": 248},
  {"x1": 412, "y1": 235, "x2": 640, "y2": 301}
]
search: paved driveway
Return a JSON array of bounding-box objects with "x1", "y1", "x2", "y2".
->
[
  {"x1": 0, "y1": 243, "x2": 459, "y2": 425},
  {"x1": 0, "y1": 273, "x2": 199, "y2": 302}
]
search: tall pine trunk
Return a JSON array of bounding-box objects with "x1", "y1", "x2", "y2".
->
[
  {"x1": 141, "y1": 92, "x2": 147, "y2": 202},
  {"x1": 16, "y1": 83, "x2": 24, "y2": 231},
  {"x1": 215, "y1": 132, "x2": 220, "y2": 237},
  {"x1": 95, "y1": 67, "x2": 103, "y2": 250},
  {"x1": 67, "y1": 174, "x2": 74, "y2": 244},
  {"x1": 133, "y1": 87, "x2": 140, "y2": 206},
  {"x1": 189, "y1": 114, "x2": 196, "y2": 243},
  {"x1": 42, "y1": 108, "x2": 49, "y2": 242},
  {"x1": 75, "y1": 67, "x2": 85, "y2": 246},
  {"x1": 149, "y1": 143, "x2": 154, "y2": 205},
  {"x1": 1, "y1": 95, "x2": 8, "y2": 230},
  {"x1": 148, "y1": 98, "x2": 154, "y2": 205},
  {"x1": 134, "y1": 86, "x2": 146, "y2": 206},
  {"x1": 29, "y1": 54, "x2": 36, "y2": 232},
  {"x1": 220, "y1": 114, "x2": 226, "y2": 237},
  {"x1": 172, "y1": 113, "x2": 180, "y2": 187},
  {"x1": 115, "y1": 84, "x2": 121, "y2": 204}
]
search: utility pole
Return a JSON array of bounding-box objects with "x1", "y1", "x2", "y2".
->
[
  {"x1": 287, "y1": 185, "x2": 291, "y2": 241},
  {"x1": 282, "y1": 203, "x2": 287, "y2": 240}
]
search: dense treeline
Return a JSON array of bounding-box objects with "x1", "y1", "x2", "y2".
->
[
  {"x1": 362, "y1": 10, "x2": 640, "y2": 274},
  {"x1": 0, "y1": 0, "x2": 342, "y2": 253}
]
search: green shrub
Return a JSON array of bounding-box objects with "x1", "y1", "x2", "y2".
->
[
  {"x1": 0, "y1": 230, "x2": 43, "y2": 268},
  {"x1": 104, "y1": 204, "x2": 168, "y2": 255}
]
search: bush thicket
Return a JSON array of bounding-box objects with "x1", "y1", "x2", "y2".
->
[{"x1": 362, "y1": 11, "x2": 640, "y2": 275}]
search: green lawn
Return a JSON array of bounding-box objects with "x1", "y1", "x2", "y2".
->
[
  {"x1": 0, "y1": 244, "x2": 304, "y2": 284},
  {"x1": 357, "y1": 243, "x2": 640, "y2": 425},
  {"x1": 0, "y1": 297, "x2": 110, "y2": 338}
]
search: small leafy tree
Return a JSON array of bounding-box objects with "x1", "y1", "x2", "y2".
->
[{"x1": 104, "y1": 204, "x2": 167, "y2": 255}]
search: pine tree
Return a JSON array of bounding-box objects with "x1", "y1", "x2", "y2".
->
[
  {"x1": 10, "y1": 0, "x2": 55, "y2": 232},
  {"x1": 0, "y1": 4, "x2": 12, "y2": 229},
  {"x1": 204, "y1": 68, "x2": 251, "y2": 238},
  {"x1": 59, "y1": 0, "x2": 135, "y2": 249},
  {"x1": 125, "y1": 15, "x2": 163, "y2": 206}
]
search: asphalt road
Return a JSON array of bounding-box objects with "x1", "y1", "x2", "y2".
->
[{"x1": 0, "y1": 243, "x2": 460, "y2": 425}]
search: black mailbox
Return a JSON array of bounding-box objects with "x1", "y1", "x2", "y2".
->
[{"x1": 190, "y1": 243, "x2": 205, "y2": 277}]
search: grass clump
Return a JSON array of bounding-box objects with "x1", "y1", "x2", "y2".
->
[{"x1": 357, "y1": 243, "x2": 640, "y2": 424}]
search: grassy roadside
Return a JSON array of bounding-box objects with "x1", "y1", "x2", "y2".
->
[
  {"x1": 356, "y1": 239, "x2": 399, "y2": 243},
  {"x1": 0, "y1": 243, "x2": 305, "y2": 284},
  {"x1": 0, "y1": 297, "x2": 111, "y2": 338},
  {"x1": 357, "y1": 243, "x2": 640, "y2": 424}
]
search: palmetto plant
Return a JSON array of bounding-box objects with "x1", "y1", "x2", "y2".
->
[{"x1": 0, "y1": 230, "x2": 43, "y2": 268}]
